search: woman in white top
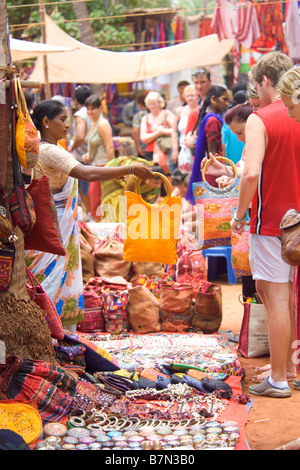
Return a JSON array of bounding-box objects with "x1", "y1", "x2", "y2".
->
[{"x1": 82, "y1": 94, "x2": 115, "y2": 221}]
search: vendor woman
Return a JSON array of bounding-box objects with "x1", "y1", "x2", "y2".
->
[{"x1": 27, "y1": 99, "x2": 153, "y2": 332}]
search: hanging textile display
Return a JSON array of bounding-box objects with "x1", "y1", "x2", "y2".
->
[
  {"x1": 211, "y1": 0, "x2": 260, "y2": 82},
  {"x1": 251, "y1": 0, "x2": 288, "y2": 56}
]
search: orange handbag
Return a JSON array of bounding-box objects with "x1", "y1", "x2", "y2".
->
[
  {"x1": 14, "y1": 78, "x2": 39, "y2": 169},
  {"x1": 123, "y1": 173, "x2": 181, "y2": 265}
]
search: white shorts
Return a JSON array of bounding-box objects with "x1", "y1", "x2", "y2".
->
[{"x1": 249, "y1": 234, "x2": 294, "y2": 283}]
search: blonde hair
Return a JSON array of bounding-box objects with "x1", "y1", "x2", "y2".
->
[
  {"x1": 277, "y1": 67, "x2": 300, "y2": 102},
  {"x1": 246, "y1": 81, "x2": 259, "y2": 99},
  {"x1": 144, "y1": 91, "x2": 165, "y2": 110},
  {"x1": 251, "y1": 52, "x2": 293, "y2": 87},
  {"x1": 183, "y1": 84, "x2": 197, "y2": 99}
]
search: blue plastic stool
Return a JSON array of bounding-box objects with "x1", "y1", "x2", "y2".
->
[{"x1": 202, "y1": 245, "x2": 237, "y2": 285}]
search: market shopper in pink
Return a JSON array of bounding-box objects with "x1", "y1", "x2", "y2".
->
[{"x1": 231, "y1": 52, "x2": 300, "y2": 398}]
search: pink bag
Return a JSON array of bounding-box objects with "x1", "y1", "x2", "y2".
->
[{"x1": 25, "y1": 267, "x2": 64, "y2": 340}]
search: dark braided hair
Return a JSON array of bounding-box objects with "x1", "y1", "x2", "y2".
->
[{"x1": 192, "y1": 85, "x2": 228, "y2": 134}]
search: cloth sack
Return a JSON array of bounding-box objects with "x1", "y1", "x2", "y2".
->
[
  {"x1": 24, "y1": 163, "x2": 66, "y2": 256},
  {"x1": 279, "y1": 209, "x2": 300, "y2": 265},
  {"x1": 124, "y1": 172, "x2": 181, "y2": 264},
  {"x1": 94, "y1": 238, "x2": 131, "y2": 279},
  {"x1": 127, "y1": 285, "x2": 161, "y2": 333},
  {"x1": 178, "y1": 145, "x2": 193, "y2": 173},
  {"x1": 238, "y1": 297, "x2": 269, "y2": 358},
  {"x1": 14, "y1": 78, "x2": 39, "y2": 169},
  {"x1": 193, "y1": 281, "x2": 222, "y2": 333},
  {"x1": 193, "y1": 157, "x2": 239, "y2": 250},
  {"x1": 160, "y1": 282, "x2": 193, "y2": 332},
  {"x1": 25, "y1": 267, "x2": 64, "y2": 340}
]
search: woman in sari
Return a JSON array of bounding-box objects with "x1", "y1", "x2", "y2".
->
[{"x1": 26, "y1": 100, "x2": 153, "y2": 332}]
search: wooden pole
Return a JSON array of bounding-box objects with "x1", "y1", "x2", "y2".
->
[{"x1": 39, "y1": 0, "x2": 51, "y2": 99}]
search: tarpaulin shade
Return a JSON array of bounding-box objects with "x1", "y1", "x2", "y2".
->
[
  {"x1": 10, "y1": 37, "x2": 74, "y2": 61},
  {"x1": 29, "y1": 15, "x2": 234, "y2": 84}
]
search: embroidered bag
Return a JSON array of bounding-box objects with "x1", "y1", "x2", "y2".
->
[
  {"x1": 14, "y1": 78, "x2": 39, "y2": 169},
  {"x1": 77, "y1": 287, "x2": 105, "y2": 333},
  {"x1": 124, "y1": 172, "x2": 181, "y2": 265},
  {"x1": 24, "y1": 162, "x2": 66, "y2": 256},
  {"x1": 231, "y1": 218, "x2": 251, "y2": 278},
  {"x1": 0, "y1": 243, "x2": 15, "y2": 292},
  {"x1": 192, "y1": 157, "x2": 239, "y2": 250},
  {"x1": 25, "y1": 267, "x2": 64, "y2": 340}
]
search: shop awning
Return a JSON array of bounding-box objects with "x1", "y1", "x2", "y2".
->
[{"x1": 29, "y1": 14, "x2": 234, "y2": 84}]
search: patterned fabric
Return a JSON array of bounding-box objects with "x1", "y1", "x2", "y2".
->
[
  {"x1": 0, "y1": 356, "x2": 77, "y2": 422},
  {"x1": 26, "y1": 177, "x2": 84, "y2": 326},
  {"x1": 193, "y1": 178, "x2": 239, "y2": 249}
]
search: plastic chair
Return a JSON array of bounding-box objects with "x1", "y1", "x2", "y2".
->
[{"x1": 202, "y1": 245, "x2": 237, "y2": 285}]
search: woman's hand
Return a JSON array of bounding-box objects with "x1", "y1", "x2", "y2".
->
[
  {"x1": 132, "y1": 162, "x2": 154, "y2": 180},
  {"x1": 82, "y1": 153, "x2": 89, "y2": 164},
  {"x1": 184, "y1": 132, "x2": 197, "y2": 149},
  {"x1": 201, "y1": 153, "x2": 227, "y2": 176},
  {"x1": 216, "y1": 175, "x2": 233, "y2": 188}
]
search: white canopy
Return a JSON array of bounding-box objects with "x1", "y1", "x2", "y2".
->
[
  {"x1": 30, "y1": 14, "x2": 234, "y2": 84},
  {"x1": 10, "y1": 37, "x2": 74, "y2": 61}
]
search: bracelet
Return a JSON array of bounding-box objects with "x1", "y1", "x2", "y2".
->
[{"x1": 233, "y1": 211, "x2": 247, "y2": 223}]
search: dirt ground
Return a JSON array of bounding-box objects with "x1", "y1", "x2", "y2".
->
[{"x1": 220, "y1": 280, "x2": 300, "y2": 451}]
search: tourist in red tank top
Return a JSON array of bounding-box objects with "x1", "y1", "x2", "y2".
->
[{"x1": 231, "y1": 52, "x2": 299, "y2": 399}]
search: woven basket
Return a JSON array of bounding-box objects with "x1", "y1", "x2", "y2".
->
[{"x1": 0, "y1": 402, "x2": 42, "y2": 444}]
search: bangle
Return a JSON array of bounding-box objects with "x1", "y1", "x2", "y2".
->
[
  {"x1": 233, "y1": 211, "x2": 247, "y2": 222},
  {"x1": 131, "y1": 164, "x2": 134, "y2": 175},
  {"x1": 126, "y1": 165, "x2": 131, "y2": 175}
]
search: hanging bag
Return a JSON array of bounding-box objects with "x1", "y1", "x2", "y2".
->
[
  {"x1": 25, "y1": 266, "x2": 64, "y2": 340},
  {"x1": 14, "y1": 77, "x2": 39, "y2": 169},
  {"x1": 279, "y1": 209, "x2": 300, "y2": 265},
  {"x1": 193, "y1": 156, "x2": 239, "y2": 250},
  {"x1": 156, "y1": 112, "x2": 172, "y2": 154},
  {"x1": 0, "y1": 85, "x2": 16, "y2": 292},
  {"x1": 24, "y1": 162, "x2": 66, "y2": 256},
  {"x1": 231, "y1": 209, "x2": 251, "y2": 279},
  {"x1": 8, "y1": 81, "x2": 36, "y2": 236},
  {"x1": 123, "y1": 172, "x2": 181, "y2": 265}
]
